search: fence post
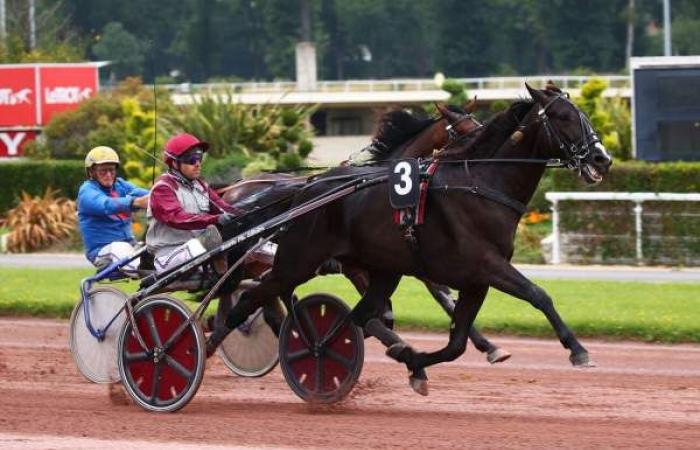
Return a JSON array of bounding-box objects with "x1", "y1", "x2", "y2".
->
[
  {"x1": 551, "y1": 199, "x2": 561, "y2": 264},
  {"x1": 634, "y1": 201, "x2": 644, "y2": 264}
]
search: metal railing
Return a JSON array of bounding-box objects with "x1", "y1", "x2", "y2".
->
[
  {"x1": 163, "y1": 74, "x2": 630, "y2": 95},
  {"x1": 546, "y1": 192, "x2": 700, "y2": 265}
]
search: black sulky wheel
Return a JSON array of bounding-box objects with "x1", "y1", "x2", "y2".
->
[
  {"x1": 117, "y1": 295, "x2": 205, "y2": 412},
  {"x1": 279, "y1": 293, "x2": 364, "y2": 403}
]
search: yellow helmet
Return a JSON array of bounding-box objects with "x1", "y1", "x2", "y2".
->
[{"x1": 85, "y1": 146, "x2": 120, "y2": 168}]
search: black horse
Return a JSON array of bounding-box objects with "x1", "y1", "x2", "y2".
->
[
  {"x1": 213, "y1": 104, "x2": 511, "y2": 363},
  {"x1": 209, "y1": 83, "x2": 612, "y2": 395}
]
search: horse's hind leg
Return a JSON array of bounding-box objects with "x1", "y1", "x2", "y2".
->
[
  {"x1": 351, "y1": 271, "x2": 433, "y2": 394},
  {"x1": 421, "y1": 280, "x2": 510, "y2": 364},
  {"x1": 408, "y1": 285, "x2": 488, "y2": 377},
  {"x1": 486, "y1": 258, "x2": 593, "y2": 367},
  {"x1": 341, "y1": 264, "x2": 395, "y2": 329},
  {"x1": 205, "y1": 269, "x2": 310, "y2": 356}
]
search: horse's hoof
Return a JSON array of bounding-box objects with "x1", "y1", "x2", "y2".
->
[
  {"x1": 409, "y1": 376, "x2": 429, "y2": 396},
  {"x1": 486, "y1": 347, "x2": 512, "y2": 364},
  {"x1": 570, "y1": 352, "x2": 596, "y2": 368},
  {"x1": 386, "y1": 343, "x2": 410, "y2": 363}
]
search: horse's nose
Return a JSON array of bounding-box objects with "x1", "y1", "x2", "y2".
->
[
  {"x1": 594, "y1": 152, "x2": 612, "y2": 167},
  {"x1": 593, "y1": 142, "x2": 613, "y2": 168}
]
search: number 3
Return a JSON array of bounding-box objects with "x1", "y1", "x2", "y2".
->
[{"x1": 393, "y1": 161, "x2": 412, "y2": 196}]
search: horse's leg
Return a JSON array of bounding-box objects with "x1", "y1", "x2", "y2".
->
[
  {"x1": 317, "y1": 259, "x2": 395, "y2": 330},
  {"x1": 486, "y1": 258, "x2": 593, "y2": 367},
  {"x1": 341, "y1": 264, "x2": 396, "y2": 329},
  {"x1": 207, "y1": 227, "x2": 336, "y2": 357},
  {"x1": 262, "y1": 297, "x2": 286, "y2": 336},
  {"x1": 211, "y1": 291, "x2": 234, "y2": 331},
  {"x1": 205, "y1": 269, "x2": 309, "y2": 356},
  {"x1": 382, "y1": 285, "x2": 488, "y2": 395},
  {"x1": 351, "y1": 271, "x2": 436, "y2": 394},
  {"x1": 421, "y1": 280, "x2": 511, "y2": 364},
  {"x1": 401, "y1": 285, "x2": 488, "y2": 387}
]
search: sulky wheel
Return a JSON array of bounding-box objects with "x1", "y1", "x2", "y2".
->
[
  {"x1": 218, "y1": 292, "x2": 280, "y2": 378},
  {"x1": 69, "y1": 286, "x2": 128, "y2": 383},
  {"x1": 279, "y1": 293, "x2": 364, "y2": 403},
  {"x1": 117, "y1": 295, "x2": 205, "y2": 412}
]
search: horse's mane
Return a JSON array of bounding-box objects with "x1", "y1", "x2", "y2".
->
[
  {"x1": 371, "y1": 109, "x2": 435, "y2": 156},
  {"x1": 369, "y1": 105, "x2": 467, "y2": 160},
  {"x1": 448, "y1": 99, "x2": 534, "y2": 160}
]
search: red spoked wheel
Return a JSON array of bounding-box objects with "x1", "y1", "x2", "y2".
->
[
  {"x1": 117, "y1": 295, "x2": 205, "y2": 412},
  {"x1": 279, "y1": 293, "x2": 364, "y2": 403}
]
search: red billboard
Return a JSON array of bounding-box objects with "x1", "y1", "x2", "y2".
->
[
  {"x1": 0, "y1": 63, "x2": 104, "y2": 157},
  {"x1": 40, "y1": 66, "x2": 99, "y2": 125},
  {"x1": 0, "y1": 67, "x2": 37, "y2": 127}
]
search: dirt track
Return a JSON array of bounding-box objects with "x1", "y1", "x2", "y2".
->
[{"x1": 0, "y1": 317, "x2": 698, "y2": 449}]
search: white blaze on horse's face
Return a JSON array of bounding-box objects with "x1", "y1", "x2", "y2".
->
[{"x1": 594, "y1": 141, "x2": 611, "y2": 161}]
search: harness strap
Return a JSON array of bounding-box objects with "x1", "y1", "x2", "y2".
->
[{"x1": 430, "y1": 185, "x2": 527, "y2": 215}]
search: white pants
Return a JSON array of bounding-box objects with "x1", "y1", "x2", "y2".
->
[
  {"x1": 94, "y1": 241, "x2": 140, "y2": 274},
  {"x1": 154, "y1": 239, "x2": 207, "y2": 274},
  {"x1": 154, "y1": 240, "x2": 278, "y2": 275}
]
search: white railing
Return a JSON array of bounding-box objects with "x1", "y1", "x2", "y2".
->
[
  {"x1": 545, "y1": 192, "x2": 700, "y2": 265},
  {"x1": 162, "y1": 74, "x2": 630, "y2": 95}
]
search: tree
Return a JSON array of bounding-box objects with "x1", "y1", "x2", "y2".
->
[
  {"x1": 0, "y1": 0, "x2": 85, "y2": 63},
  {"x1": 92, "y1": 22, "x2": 145, "y2": 80},
  {"x1": 545, "y1": 0, "x2": 627, "y2": 72}
]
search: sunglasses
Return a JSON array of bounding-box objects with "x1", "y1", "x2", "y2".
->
[
  {"x1": 178, "y1": 152, "x2": 204, "y2": 165},
  {"x1": 95, "y1": 167, "x2": 117, "y2": 175}
]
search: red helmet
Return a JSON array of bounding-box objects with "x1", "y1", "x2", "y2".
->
[{"x1": 163, "y1": 133, "x2": 209, "y2": 166}]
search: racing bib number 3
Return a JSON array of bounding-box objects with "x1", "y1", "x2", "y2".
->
[{"x1": 389, "y1": 158, "x2": 420, "y2": 209}]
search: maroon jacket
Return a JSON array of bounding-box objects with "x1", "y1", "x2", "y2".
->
[
  {"x1": 149, "y1": 172, "x2": 235, "y2": 230},
  {"x1": 146, "y1": 172, "x2": 239, "y2": 257}
]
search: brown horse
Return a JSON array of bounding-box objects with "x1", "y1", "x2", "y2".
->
[{"x1": 212, "y1": 103, "x2": 510, "y2": 363}]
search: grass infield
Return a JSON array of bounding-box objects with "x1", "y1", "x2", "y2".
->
[{"x1": 0, "y1": 267, "x2": 698, "y2": 343}]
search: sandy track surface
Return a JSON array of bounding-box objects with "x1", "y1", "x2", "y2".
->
[{"x1": 0, "y1": 317, "x2": 698, "y2": 449}]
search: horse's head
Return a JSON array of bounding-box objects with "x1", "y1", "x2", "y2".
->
[
  {"x1": 525, "y1": 83, "x2": 612, "y2": 184},
  {"x1": 433, "y1": 101, "x2": 483, "y2": 150},
  {"x1": 369, "y1": 105, "x2": 482, "y2": 161}
]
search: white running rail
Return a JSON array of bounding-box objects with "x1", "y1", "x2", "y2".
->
[
  {"x1": 163, "y1": 74, "x2": 630, "y2": 95},
  {"x1": 545, "y1": 192, "x2": 700, "y2": 264}
]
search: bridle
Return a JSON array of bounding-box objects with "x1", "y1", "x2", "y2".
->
[
  {"x1": 424, "y1": 93, "x2": 604, "y2": 215},
  {"x1": 437, "y1": 112, "x2": 484, "y2": 154},
  {"x1": 536, "y1": 94, "x2": 602, "y2": 171}
]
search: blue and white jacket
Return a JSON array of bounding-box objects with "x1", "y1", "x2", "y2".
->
[{"x1": 77, "y1": 178, "x2": 149, "y2": 262}]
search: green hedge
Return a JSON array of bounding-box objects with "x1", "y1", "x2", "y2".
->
[
  {"x1": 550, "y1": 160, "x2": 700, "y2": 192},
  {"x1": 531, "y1": 161, "x2": 700, "y2": 211},
  {"x1": 0, "y1": 160, "x2": 85, "y2": 213},
  {"x1": 3, "y1": 159, "x2": 700, "y2": 216},
  {"x1": 533, "y1": 161, "x2": 700, "y2": 265}
]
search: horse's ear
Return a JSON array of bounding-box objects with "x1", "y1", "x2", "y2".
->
[
  {"x1": 545, "y1": 80, "x2": 561, "y2": 93},
  {"x1": 525, "y1": 82, "x2": 547, "y2": 105},
  {"x1": 464, "y1": 96, "x2": 477, "y2": 114},
  {"x1": 435, "y1": 102, "x2": 447, "y2": 116}
]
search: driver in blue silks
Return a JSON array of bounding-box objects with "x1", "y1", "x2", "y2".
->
[{"x1": 77, "y1": 146, "x2": 149, "y2": 272}]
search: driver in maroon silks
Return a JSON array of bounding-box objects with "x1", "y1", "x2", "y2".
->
[{"x1": 146, "y1": 133, "x2": 240, "y2": 274}]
